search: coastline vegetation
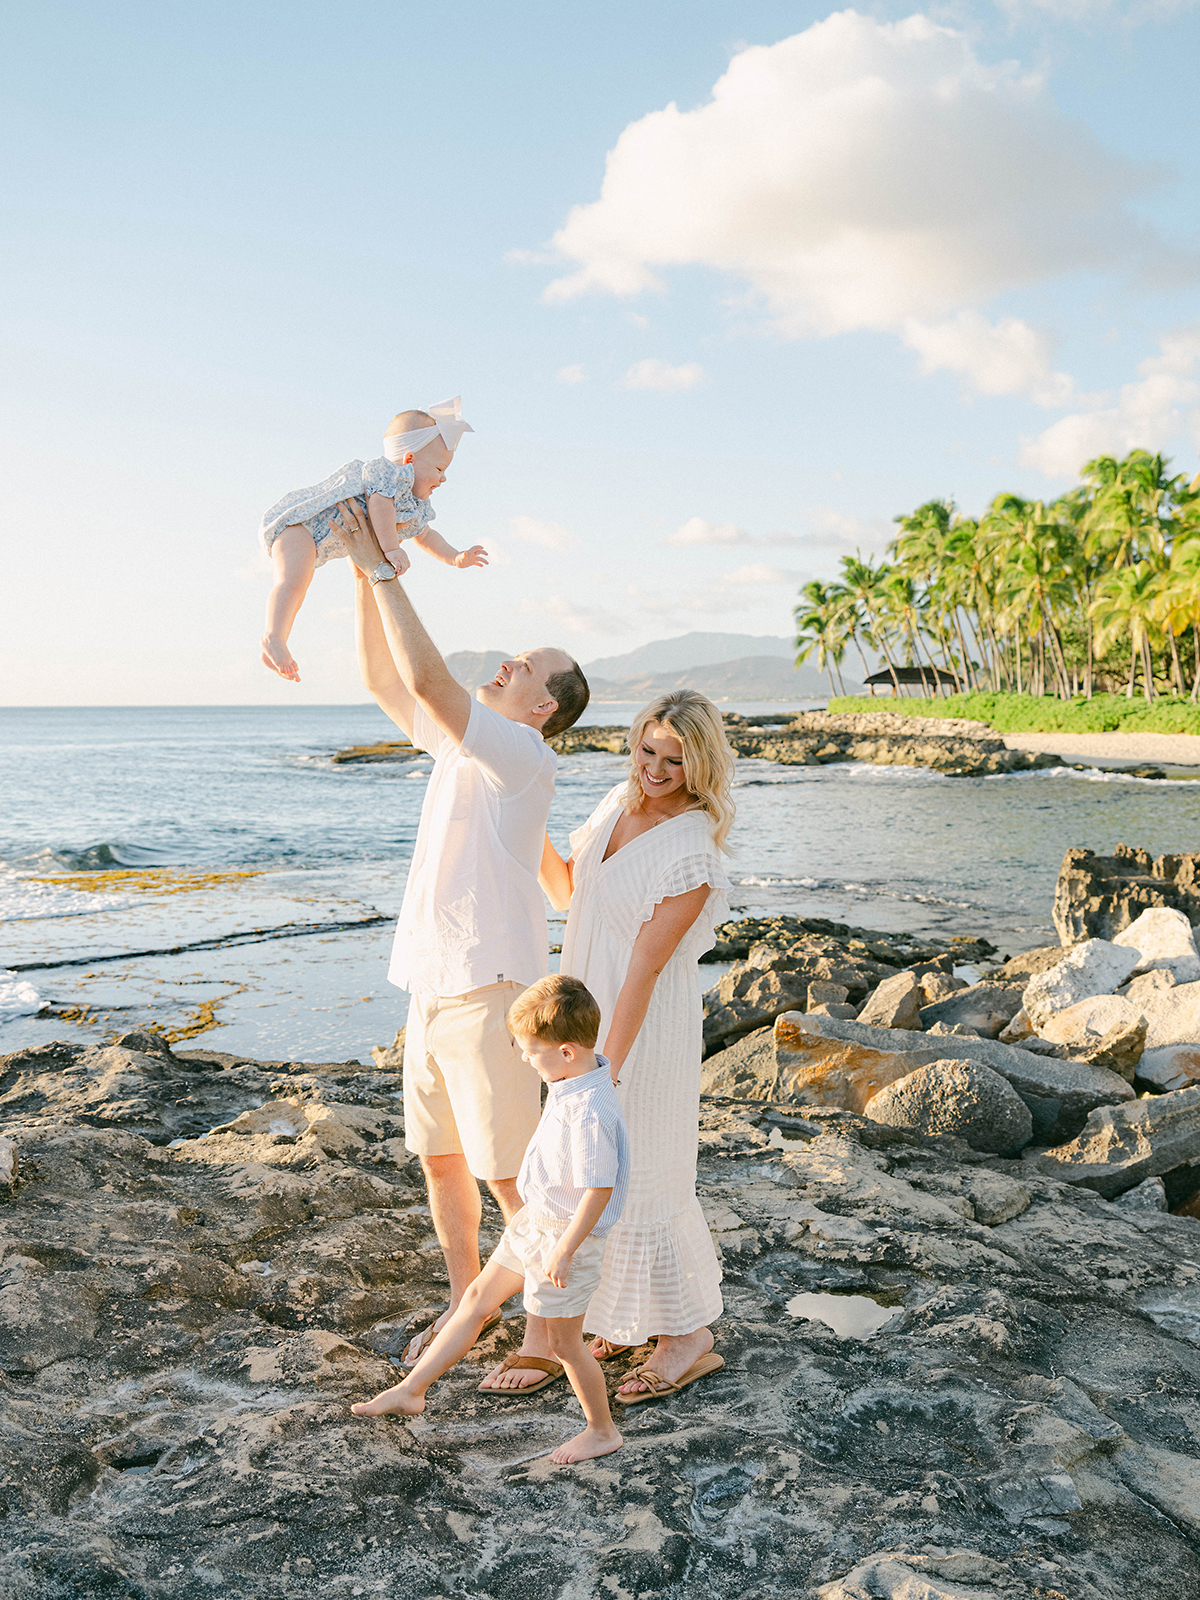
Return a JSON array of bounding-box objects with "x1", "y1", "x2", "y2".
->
[
  {"x1": 794, "y1": 449, "x2": 1200, "y2": 705},
  {"x1": 825, "y1": 690, "x2": 1200, "y2": 735}
]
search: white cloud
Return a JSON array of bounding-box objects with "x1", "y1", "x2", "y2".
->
[
  {"x1": 1020, "y1": 326, "x2": 1200, "y2": 477},
  {"x1": 998, "y1": 0, "x2": 1195, "y2": 21},
  {"x1": 621, "y1": 358, "x2": 707, "y2": 391},
  {"x1": 902, "y1": 311, "x2": 1074, "y2": 405},
  {"x1": 536, "y1": 11, "x2": 1167, "y2": 401},
  {"x1": 721, "y1": 563, "x2": 802, "y2": 586},
  {"x1": 508, "y1": 515, "x2": 578, "y2": 550},
  {"x1": 665, "y1": 517, "x2": 807, "y2": 548},
  {"x1": 520, "y1": 593, "x2": 631, "y2": 635},
  {"x1": 557, "y1": 364, "x2": 586, "y2": 384}
]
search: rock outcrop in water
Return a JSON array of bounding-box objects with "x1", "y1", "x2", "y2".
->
[
  {"x1": 5, "y1": 1031, "x2": 1200, "y2": 1597},
  {"x1": 1053, "y1": 845, "x2": 1200, "y2": 944},
  {"x1": 543, "y1": 712, "x2": 1063, "y2": 778}
]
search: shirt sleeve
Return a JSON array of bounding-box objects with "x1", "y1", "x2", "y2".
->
[
  {"x1": 362, "y1": 458, "x2": 430, "y2": 537},
  {"x1": 569, "y1": 1109, "x2": 620, "y2": 1191},
  {"x1": 410, "y1": 703, "x2": 447, "y2": 758},
  {"x1": 461, "y1": 698, "x2": 552, "y2": 794}
]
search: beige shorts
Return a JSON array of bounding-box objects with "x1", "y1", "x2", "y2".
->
[
  {"x1": 403, "y1": 981, "x2": 540, "y2": 1180},
  {"x1": 490, "y1": 1209, "x2": 609, "y2": 1320}
]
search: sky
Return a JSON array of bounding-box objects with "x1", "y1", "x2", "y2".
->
[{"x1": 3, "y1": 0, "x2": 1199, "y2": 705}]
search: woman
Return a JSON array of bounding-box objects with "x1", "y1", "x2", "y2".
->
[{"x1": 541, "y1": 689, "x2": 735, "y2": 1402}]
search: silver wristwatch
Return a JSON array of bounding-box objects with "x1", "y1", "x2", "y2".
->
[{"x1": 368, "y1": 560, "x2": 397, "y2": 586}]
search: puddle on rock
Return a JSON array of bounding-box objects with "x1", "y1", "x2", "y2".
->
[{"x1": 786, "y1": 1291, "x2": 902, "y2": 1340}]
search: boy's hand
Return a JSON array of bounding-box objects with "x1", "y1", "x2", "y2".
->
[
  {"x1": 453, "y1": 545, "x2": 489, "y2": 569},
  {"x1": 543, "y1": 1240, "x2": 574, "y2": 1288}
]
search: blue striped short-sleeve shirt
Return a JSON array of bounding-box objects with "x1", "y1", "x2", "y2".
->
[{"x1": 517, "y1": 1060, "x2": 630, "y2": 1237}]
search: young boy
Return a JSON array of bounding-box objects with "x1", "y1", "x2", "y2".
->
[{"x1": 352, "y1": 974, "x2": 629, "y2": 1466}]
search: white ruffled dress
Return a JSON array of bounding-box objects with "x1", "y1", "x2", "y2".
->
[{"x1": 561, "y1": 783, "x2": 728, "y2": 1344}]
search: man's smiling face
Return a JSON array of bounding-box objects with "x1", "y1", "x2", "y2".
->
[{"x1": 476, "y1": 648, "x2": 571, "y2": 727}]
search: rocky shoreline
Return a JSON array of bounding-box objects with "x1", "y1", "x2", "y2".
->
[
  {"x1": 4, "y1": 845, "x2": 1200, "y2": 1597},
  {"x1": 333, "y1": 710, "x2": 1068, "y2": 778}
]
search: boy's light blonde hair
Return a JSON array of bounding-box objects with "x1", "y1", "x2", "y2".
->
[
  {"x1": 508, "y1": 975, "x2": 601, "y2": 1048},
  {"x1": 623, "y1": 689, "x2": 737, "y2": 852}
]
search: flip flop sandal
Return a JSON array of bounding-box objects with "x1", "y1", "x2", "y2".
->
[
  {"x1": 614, "y1": 1353, "x2": 725, "y2": 1406},
  {"x1": 477, "y1": 1354, "x2": 565, "y2": 1395},
  {"x1": 592, "y1": 1339, "x2": 632, "y2": 1362},
  {"x1": 401, "y1": 1308, "x2": 501, "y2": 1366}
]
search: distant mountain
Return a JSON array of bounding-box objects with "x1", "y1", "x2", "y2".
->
[
  {"x1": 591, "y1": 655, "x2": 855, "y2": 702},
  {"x1": 446, "y1": 640, "x2": 852, "y2": 703},
  {"x1": 584, "y1": 632, "x2": 793, "y2": 680}
]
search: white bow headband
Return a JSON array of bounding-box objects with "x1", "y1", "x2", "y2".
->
[{"x1": 383, "y1": 395, "x2": 474, "y2": 462}]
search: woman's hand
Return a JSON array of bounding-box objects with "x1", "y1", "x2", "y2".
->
[{"x1": 601, "y1": 885, "x2": 710, "y2": 1080}]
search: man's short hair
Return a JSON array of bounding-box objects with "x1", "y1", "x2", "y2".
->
[
  {"x1": 542, "y1": 658, "x2": 590, "y2": 739},
  {"x1": 508, "y1": 974, "x2": 600, "y2": 1048}
]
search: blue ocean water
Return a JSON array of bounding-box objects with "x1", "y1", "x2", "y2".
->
[{"x1": 2, "y1": 704, "x2": 1198, "y2": 1061}]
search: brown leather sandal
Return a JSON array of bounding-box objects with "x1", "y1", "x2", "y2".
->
[
  {"x1": 614, "y1": 1353, "x2": 724, "y2": 1405},
  {"x1": 477, "y1": 1353, "x2": 565, "y2": 1395},
  {"x1": 401, "y1": 1308, "x2": 501, "y2": 1366},
  {"x1": 592, "y1": 1339, "x2": 632, "y2": 1362}
]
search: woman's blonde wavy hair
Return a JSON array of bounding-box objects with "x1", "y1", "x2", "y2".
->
[{"x1": 622, "y1": 689, "x2": 736, "y2": 852}]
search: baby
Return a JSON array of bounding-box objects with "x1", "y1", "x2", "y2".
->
[
  {"x1": 259, "y1": 396, "x2": 488, "y2": 682},
  {"x1": 352, "y1": 974, "x2": 629, "y2": 1466}
]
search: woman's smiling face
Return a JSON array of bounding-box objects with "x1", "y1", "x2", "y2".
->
[{"x1": 636, "y1": 722, "x2": 688, "y2": 801}]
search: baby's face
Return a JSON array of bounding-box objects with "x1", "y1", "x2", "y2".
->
[{"x1": 410, "y1": 438, "x2": 453, "y2": 500}]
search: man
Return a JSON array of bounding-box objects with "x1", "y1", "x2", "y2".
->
[{"x1": 334, "y1": 502, "x2": 590, "y2": 1385}]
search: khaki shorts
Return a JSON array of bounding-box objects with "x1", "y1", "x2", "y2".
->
[
  {"x1": 490, "y1": 1209, "x2": 609, "y2": 1320},
  {"x1": 403, "y1": 981, "x2": 540, "y2": 1180}
]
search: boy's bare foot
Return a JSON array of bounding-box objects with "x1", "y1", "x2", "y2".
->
[
  {"x1": 261, "y1": 635, "x2": 300, "y2": 682},
  {"x1": 548, "y1": 1425, "x2": 622, "y2": 1465},
  {"x1": 351, "y1": 1384, "x2": 424, "y2": 1418}
]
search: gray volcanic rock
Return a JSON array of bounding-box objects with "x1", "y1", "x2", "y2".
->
[
  {"x1": 920, "y1": 981, "x2": 1025, "y2": 1039},
  {"x1": 1053, "y1": 844, "x2": 1200, "y2": 945},
  {"x1": 1023, "y1": 940, "x2": 1140, "y2": 1032},
  {"x1": 857, "y1": 970, "x2": 923, "y2": 1030},
  {"x1": 1137, "y1": 1043, "x2": 1200, "y2": 1093},
  {"x1": 1114, "y1": 906, "x2": 1200, "y2": 984},
  {"x1": 704, "y1": 938, "x2": 898, "y2": 1049},
  {"x1": 864, "y1": 1059, "x2": 1034, "y2": 1155},
  {"x1": 3, "y1": 1041, "x2": 1200, "y2": 1595},
  {"x1": 769, "y1": 1013, "x2": 1134, "y2": 1143},
  {"x1": 1031, "y1": 1084, "x2": 1200, "y2": 1197}
]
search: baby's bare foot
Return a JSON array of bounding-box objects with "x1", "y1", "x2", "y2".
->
[
  {"x1": 351, "y1": 1384, "x2": 425, "y2": 1418},
  {"x1": 548, "y1": 1425, "x2": 622, "y2": 1465},
  {"x1": 261, "y1": 636, "x2": 300, "y2": 681}
]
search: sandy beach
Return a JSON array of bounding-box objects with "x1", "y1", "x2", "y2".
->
[{"x1": 1004, "y1": 729, "x2": 1200, "y2": 767}]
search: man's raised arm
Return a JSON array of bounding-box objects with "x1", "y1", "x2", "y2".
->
[
  {"x1": 354, "y1": 564, "x2": 416, "y2": 741},
  {"x1": 334, "y1": 500, "x2": 472, "y2": 744}
]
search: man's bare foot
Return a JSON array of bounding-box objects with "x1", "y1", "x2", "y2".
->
[
  {"x1": 351, "y1": 1383, "x2": 424, "y2": 1418},
  {"x1": 617, "y1": 1327, "x2": 714, "y2": 1397},
  {"x1": 548, "y1": 1425, "x2": 623, "y2": 1465},
  {"x1": 261, "y1": 635, "x2": 300, "y2": 682}
]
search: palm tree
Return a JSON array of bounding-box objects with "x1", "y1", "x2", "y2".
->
[
  {"x1": 839, "y1": 555, "x2": 903, "y2": 694},
  {"x1": 1089, "y1": 563, "x2": 1163, "y2": 700},
  {"x1": 793, "y1": 580, "x2": 848, "y2": 697}
]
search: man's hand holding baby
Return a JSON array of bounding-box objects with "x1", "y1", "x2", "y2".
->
[{"x1": 330, "y1": 500, "x2": 388, "y2": 575}]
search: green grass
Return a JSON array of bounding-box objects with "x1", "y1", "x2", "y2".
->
[{"x1": 826, "y1": 690, "x2": 1200, "y2": 735}]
